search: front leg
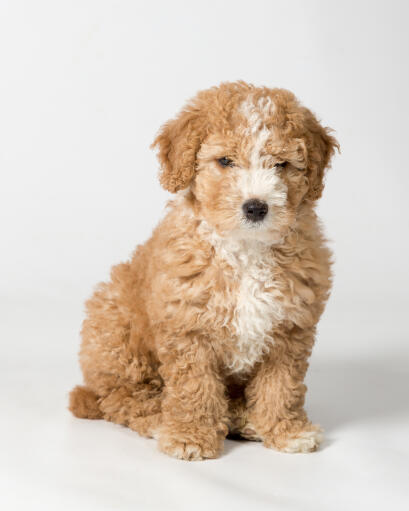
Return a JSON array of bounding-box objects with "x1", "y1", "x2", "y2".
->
[
  {"x1": 244, "y1": 325, "x2": 323, "y2": 453},
  {"x1": 157, "y1": 334, "x2": 229, "y2": 461}
]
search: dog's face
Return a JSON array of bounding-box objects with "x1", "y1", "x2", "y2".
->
[{"x1": 153, "y1": 82, "x2": 338, "y2": 242}]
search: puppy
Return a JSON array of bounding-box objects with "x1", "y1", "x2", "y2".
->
[{"x1": 69, "y1": 81, "x2": 338, "y2": 460}]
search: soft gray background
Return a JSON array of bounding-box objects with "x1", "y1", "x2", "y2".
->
[{"x1": 1, "y1": 1, "x2": 408, "y2": 510}]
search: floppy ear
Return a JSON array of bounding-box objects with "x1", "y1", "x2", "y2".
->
[
  {"x1": 304, "y1": 111, "x2": 339, "y2": 201},
  {"x1": 151, "y1": 104, "x2": 207, "y2": 193}
]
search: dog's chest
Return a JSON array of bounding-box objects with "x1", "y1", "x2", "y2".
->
[{"x1": 210, "y1": 238, "x2": 285, "y2": 373}]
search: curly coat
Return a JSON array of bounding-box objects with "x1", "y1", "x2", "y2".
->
[{"x1": 69, "y1": 82, "x2": 338, "y2": 460}]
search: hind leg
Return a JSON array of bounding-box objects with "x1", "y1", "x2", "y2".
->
[
  {"x1": 70, "y1": 383, "x2": 162, "y2": 438},
  {"x1": 98, "y1": 383, "x2": 162, "y2": 438},
  {"x1": 71, "y1": 265, "x2": 163, "y2": 437}
]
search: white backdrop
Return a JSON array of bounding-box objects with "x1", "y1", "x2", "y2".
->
[{"x1": 1, "y1": 1, "x2": 409, "y2": 510}]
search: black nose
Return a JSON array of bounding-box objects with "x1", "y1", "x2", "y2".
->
[{"x1": 242, "y1": 199, "x2": 268, "y2": 222}]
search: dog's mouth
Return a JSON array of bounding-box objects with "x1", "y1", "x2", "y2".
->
[
  {"x1": 242, "y1": 215, "x2": 268, "y2": 228},
  {"x1": 232, "y1": 218, "x2": 284, "y2": 244}
]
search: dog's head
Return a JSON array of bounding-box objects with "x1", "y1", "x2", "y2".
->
[{"x1": 152, "y1": 82, "x2": 338, "y2": 242}]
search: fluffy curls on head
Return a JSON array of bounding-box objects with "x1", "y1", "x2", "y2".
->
[{"x1": 70, "y1": 81, "x2": 339, "y2": 461}]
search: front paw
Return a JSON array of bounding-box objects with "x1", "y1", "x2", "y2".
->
[
  {"x1": 264, "y1": 421, "x2": 324, "y2": 453},
  {"x1": 158, "y1": 424, "x2": 226, "y2": 461}
]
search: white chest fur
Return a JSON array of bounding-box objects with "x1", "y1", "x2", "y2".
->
[
  {"x1": 230, "y1": 248, "x2": 284, "y2": 373},
  {"x1": 200, "y1": 225, "x2": 286, "y2": 374}
]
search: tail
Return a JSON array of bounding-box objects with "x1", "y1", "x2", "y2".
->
[{"x1": 69, "y1": 385, "x2": 103, "y2": 420}]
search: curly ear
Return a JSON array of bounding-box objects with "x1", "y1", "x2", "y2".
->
[
  {"x1": 151, "y1": 104, "x2": 207, "y2": 193},
  {"x1": 304, "y1": 111, "x2": 340, "y2": 201}
]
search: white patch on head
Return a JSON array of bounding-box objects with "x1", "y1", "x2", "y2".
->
[
  {"x1": 199, "y1": 222, "x2": 286, "y2": 374},
  {"x1": 237, "y1": 96, "x2": 287, "y2": 224},
  {"x1": 248, "y1": 126, "x2": 270, "y2": 168},
  {"x1": 240, "y1": 95, "x2": 276, "y2": 134}
]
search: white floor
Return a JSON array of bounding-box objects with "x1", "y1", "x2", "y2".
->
[{"x1": 1, "y1": 300, "x2": 409, "y2": 511}]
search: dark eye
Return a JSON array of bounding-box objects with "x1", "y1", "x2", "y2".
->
[
  {"x1": 218, "y1": 157, "x2": 234, "y2": 168},
  {"x1": 275, "y1": 161, "x2": 288, "y2": 169}
]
